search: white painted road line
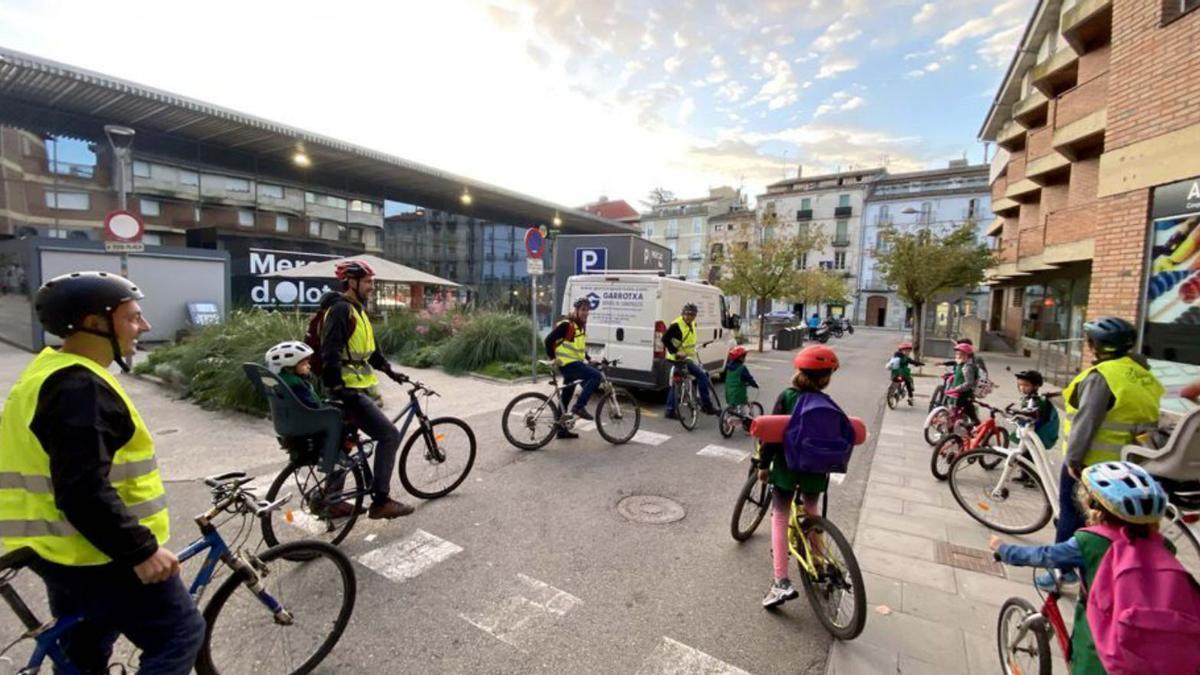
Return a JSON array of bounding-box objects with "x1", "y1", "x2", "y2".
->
[
  {"x1": 635, "y1": 637, "x2": 752, "y2": 675},
  {"x1": 459, "y1": 573, "x2": 582, "y2": 652},
  {"x1": 356, "y1": 529, "x2": 462, "y2": 583},
  {"x1": 830, "y1": 472, "x2": 847, "y2": 485},
  {"x1": 696, "y1": 444, "x2": 751, "y2": 462},
  {"x1": 632, "y1": 429, "x2": 672, "y2": 446},
  {"x1": 278, "y1": 508, "x2": 330, "y2": 536}
]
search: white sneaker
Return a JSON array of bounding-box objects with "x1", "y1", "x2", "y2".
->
[{"x1": 762, "y1": 579, "x2": 799, "y2": 608}]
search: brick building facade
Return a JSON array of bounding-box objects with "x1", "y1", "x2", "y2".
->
[{"x1": 980, "y1": 0, "x2": 1200, "y2": 391}]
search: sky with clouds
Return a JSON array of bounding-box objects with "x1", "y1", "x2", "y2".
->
[{"x1": 0, "y1": 0, "x2": 1034, "y2": 210}]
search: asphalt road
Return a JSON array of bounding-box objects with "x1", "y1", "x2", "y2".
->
[{"x1": 0, "y1": 328, "x2": 900, "y2": 674}]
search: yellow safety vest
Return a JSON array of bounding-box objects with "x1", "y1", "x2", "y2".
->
[
  {"x1": 669, "y1": 317, "x2": 698, "y2": 360},
  {"x1": 0, "y1": 348, "x2": 169, "y2": 565},
  {"x1": 554, "y1": 320, "x2": 587, "y2": 366},
  {"x1": 329, "y1": 302, "x2": 379, "y2": 389},
  {"x1": 1063, "y1": 355, "x2": 1164, "y2": 466}
]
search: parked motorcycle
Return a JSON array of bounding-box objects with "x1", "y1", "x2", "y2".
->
[
  {"x1": 839, "y1": 317, "x2": 854, "y2": 335},
  {"x1": 825, "y1": 318, "x2": 844, "y2": 339}
]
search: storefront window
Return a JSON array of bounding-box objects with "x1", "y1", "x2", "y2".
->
[{"x1": 1020, "y1": 278, "x2": 1090, "y2": 341}]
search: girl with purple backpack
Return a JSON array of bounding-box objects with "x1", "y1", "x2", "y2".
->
[
  {"x1": 756, "y1": 345, "x2": 855, "y2": 609},
  {"x1": 990, "y1": 461, "x2": 1200, "y2": 674}
]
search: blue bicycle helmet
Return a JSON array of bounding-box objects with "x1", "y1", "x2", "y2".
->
[
  {"x1": 1082, "y1": 461, "x2": 1167, "y2": 525},
  {"x1": 1082, "y1": 316, "x2": 1137, "y2": 356}
]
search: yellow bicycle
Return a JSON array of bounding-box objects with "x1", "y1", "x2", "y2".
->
[{"x1": 785, "y1": 492, "x2": 866, "y2": 640}]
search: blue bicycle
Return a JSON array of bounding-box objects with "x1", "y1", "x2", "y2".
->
[{"x1": 0, "y1": 472, "x2": 356, "y2": 674}]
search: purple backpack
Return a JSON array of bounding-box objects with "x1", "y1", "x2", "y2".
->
[
  {"x1": 1081, "y1": 521, "x2": 1200, "y2": 674},
  {"x1": 783, "y1": 391, "x2": 855, "y2": 474}
]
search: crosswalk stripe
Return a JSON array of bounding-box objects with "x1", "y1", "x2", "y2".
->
[
  {"x1": 356, "y1": 529, "x2": 462, "y2": 583},
  {"x1": 459, "y1": 573, "x2": 582, "y2": 652},
  {"x1": 635, "y1": 637, "x2": 751, "y2": 675},
  {"x1": 632, "y1": 429, "x2": 672, "y2": 446},
  {"x1": 697, "y1": 444, "x2": 751, "y2": 462}
]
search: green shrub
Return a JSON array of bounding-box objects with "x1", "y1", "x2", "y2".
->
[
  {"x1": 399, "y1": 343, "x2": 444, "y2": 369},
  {"x1": 439, "y1": 312, "x2": 534, "y2": 374},
  {"x1": 475, "y1": 360, "x2": 553, "y2": 380},
  {"x1": 135, "y1": 309, "x2": 307, "y2": 414}
]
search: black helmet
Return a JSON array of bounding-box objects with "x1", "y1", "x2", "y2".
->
[
  {"x1": 1083, "y1": 316, "x2": 1137, "y2": 356},
  {"x1": 35, "y1": 271, "x2": 143, "y2": 338},
  {"x1": 573, "y1": 297, "x2": 591, "y2": 310},
  {"x1": 682, "y1": 303, "x2": 698, "y2": 314},
  {"x1": 1014, "y1": 370, "x2": 1044, "y2": 388}
]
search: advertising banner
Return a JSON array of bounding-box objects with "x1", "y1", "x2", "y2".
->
[
  {"x1": 1143, "y1": 175, "x2": 1200, "y2": 367},
  {"x1": 233, "y1": 247, "x2": 339, "y2": 308}
]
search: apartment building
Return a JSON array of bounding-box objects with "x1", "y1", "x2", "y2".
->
[
  {"x1": 706, "y1": 207, "x2": 758, "y2": 315},
  {"x1": 980, "y1": 0, "x2": 1200, "y2": 382},
  {"x1": 859, "y1": 161, "x2": 993, "y2": 330},
  {"x1": 758, "y1": 168, "x2": 886, "y2": 319},
  {"x1": 641, "y1": 187, "x2": 741, "y2": 280}
]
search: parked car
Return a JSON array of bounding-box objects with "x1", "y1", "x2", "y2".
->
[{"x1": 763, "y1": 309, "x2": 797, "y2": 322}]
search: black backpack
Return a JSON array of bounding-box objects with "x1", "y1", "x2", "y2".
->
[{"x1": 303, "y1": 293, "x2": 355, "y2": 376}]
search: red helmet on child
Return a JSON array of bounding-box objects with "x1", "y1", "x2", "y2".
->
[
  {"x1": 728, "y1": 345, "x2": 748, "y2": 361},
  {"x1": 898, "y1": 342, "x2": 913, "y2": 351},
  {"x1": 793, "y1": 344, "x2": 839, "y2": 371},
  {"x1": 953, "y1": 342, "x2": 975, "y2": 356}
]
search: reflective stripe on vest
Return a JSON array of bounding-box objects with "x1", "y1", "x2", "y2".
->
[
  {"x1": 1062, "y1": 355, "x2": 1164, "y2": 466},
  {"x1": 554, "y1": 320, "x2": 587, "y2": 366},
  {"x1": 0, "y1": 348, "x2": 169, "y2": 566},
  {"x1": 328, "y1": 302, "x2": 379, "y2": 389},
  {"x1": 669, "y1": 317, "x2": 698, "y2": 360}
]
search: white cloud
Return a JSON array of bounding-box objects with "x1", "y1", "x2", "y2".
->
[
  {"x1": 748, "y1": 51, "x2": 801, "y2": 110},
  {"x1": 816, "y1": 57, "x2": 859, "y2": 79},
  {"x1": 678, "y1": 97, "x2": 696, "y2": 125},
  {"x1": 905, "y1": 69, "x2": 926, "y2": 79},
  {"x1": 664, "y1": 55, "x2": 684, "y2": 73},
  {"x1": 813, "y1": 14, "x2": 863, "y2": 52},
  {"x1": 925, "y1": 61, "x2": 941, "y2": 72},
  {"x1": 673, "y1": 31, "x2": 688, "y2": 48},
  {"x1": 813, "y1": 91, "x2": 866, "y2": 117},
  {"x1": 716, "y1": 80, "x2": 749, "y2": 103},
  {"x1": 912, "y1": 3, "x2": 937, "y2": 23},
  {"x1": 978, "y1": 24, "x2": 1025, "y2": 67},
  {"x1": 794, "y1": 52, "x2": 820, "y2": 63}
]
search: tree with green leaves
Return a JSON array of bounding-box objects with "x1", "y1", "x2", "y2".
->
[
  {"x1": 717, "y1": 230, "x2": 825, "y2": 351},
  {"x1": 873, "y1": 221, "x2": 994, "y2": 358},
  {"x1": 794, "y1": 268, "x2": 852, "y2": 314}
]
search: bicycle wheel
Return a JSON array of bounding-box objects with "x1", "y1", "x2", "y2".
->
[
  {"x1": 718, "y1": 408, "x2": 736, "y2": 438},
  {"x1": 996, "y1": 597, "x2": 1051, "y2": 675},
  {"x1": 1162, "y1": 508, "x2": 1200, "y2": 581},
  {"x1": 948, "y1": 449, "x2": 1052, "y2": 535},
  {"x1": 797, "y1": 516, "x2": 867, "y2": 640},
  {"x1": 748, "y1": 402, "x2": 764, "y2": 418},
  {"x1": 399, "y1": 417, "x2": 476, "y2": 499},
  {"x1": 929, "y1": 384, "x2": 945, "y2": 412},
  {"x1": 981, "y1": 427, "x2": 1010, "y2": 470},
  {"x1": 595, "y1": 388, "x2": 641, "y2": 444},
  {"x1": 679, "y1": 382, "x2": 699, "y2": 431},
  {"x1": 730, "y1": 471, "x2": 771, "y2": 542},
  {"x1": 924, "y1": 407, "x2": 951, "y2": 446},
  {"x1": 886, "y1": 385, "x2": 899, "y2": 410},
  {"x1": 502, "y1": 392, "x2": 560, "y2": 450},
  {"x1": 197, "y1": 541, "x2": 356, "y2": 675},
  {"x1": 930, "y1": 434, "x2": 964, "y2": 481},
  {"x1": 262, "y1": 461, "x2": 365, "y2": 552}
]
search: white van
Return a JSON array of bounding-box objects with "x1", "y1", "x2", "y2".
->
[{"x1": 559, "y1": 272, "x2": 740, "y2": 390}]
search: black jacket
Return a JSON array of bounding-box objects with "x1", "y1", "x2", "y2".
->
[
  {"x1": 318, "y1": 292, "x2": 392, "y2": 390},
  {"x1": 29, "y1": 366, "x2": 158, "y2": 567}
]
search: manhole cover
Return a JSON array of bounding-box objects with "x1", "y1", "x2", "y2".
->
[{"x1": 617, "y1": 496, "x2": 685, "y2": 524}]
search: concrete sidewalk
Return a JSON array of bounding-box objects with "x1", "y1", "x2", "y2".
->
[{"x1": 827, "y1": 382, "x2": 1070, "y2": 675}]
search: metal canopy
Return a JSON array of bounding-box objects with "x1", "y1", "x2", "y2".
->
[{"x1": 0, "y1": 47, "x2": 633, "y2": 235}]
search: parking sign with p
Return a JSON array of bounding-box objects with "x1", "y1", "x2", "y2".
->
[{"x1": 575, "y1": 247, "x2": 607, "y2": 274}]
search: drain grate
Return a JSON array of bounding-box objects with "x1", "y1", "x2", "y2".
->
[
  {"x1": 934, "y1": 542, "x2": 1006, "y2": 578},
  {"x1": 616, "y1": 496, "x2": 686, "y2": 524}
]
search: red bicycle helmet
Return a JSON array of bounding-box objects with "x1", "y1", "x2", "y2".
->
[
  {"x1": 728, "y1": 345, "x2": 748, "y2": 361},
  {"x1": 898, "y1": 342, "x2": 913, "y2": 350},
  {"x1": 953, "y1": 342, "x2": 975, "y2": 356},
  {"x1": 335, "y1": 259, "x2": 376, "y2": 281},
  {"x1": 793, "y1": 344, "x2": 839, "y2": 371}
]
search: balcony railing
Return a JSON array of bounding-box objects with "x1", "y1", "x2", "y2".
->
[
  {"x1": 796, "y1": 209, "x2": 813, "y2": 221},
  {"x1": 834, "y1": 206, "x2": 853, "y2": 217},
  {"x1": 665, "y1": 229, "x2": 679, "y2": 239},
  {"x1": 832, "y1": 236, "x2": 850, "y2": 247}
]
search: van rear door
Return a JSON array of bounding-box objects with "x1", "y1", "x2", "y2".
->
[{"x1": 587, "y1": 276, "x2": 657, "y2": 374}]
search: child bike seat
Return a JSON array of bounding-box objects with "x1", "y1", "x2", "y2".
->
[
  {"x1": 1122, "y1": 407, "x2": 1200, "y2": 482},
  {"x1": 242, "y1": 363, "x2": 344, "y2": 473}
]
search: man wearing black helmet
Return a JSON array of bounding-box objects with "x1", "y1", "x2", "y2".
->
[
  {"x1": 663, "y1": 303, "x2": 718, "y2": 417},
  {"x1": 544, "y1": 298, "x2": 601, "y2": 437},
  {"x1": 1039, "y1": 316, "x2": 1164, "y2": 590},
  {"x1": 0, "y1": 272, "x2": 204, "y2": 673},
  {"x1": 318, "y1": 259, "x2": 413, "y2": 519}
]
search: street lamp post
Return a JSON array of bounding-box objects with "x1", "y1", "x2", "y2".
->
[{"x1": 104, "y1": 125, "x2": 136, "y2": 278}]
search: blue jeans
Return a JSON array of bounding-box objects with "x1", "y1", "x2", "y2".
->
[
  {"x1": 1054, "y1": 464, "x2": 1085, "y2": 565},
  {"x1": 560, "y1": 361, "x2": 601, "y2": 413},
  {"x1": 32, "y1": 559, "x2": 206, "y2": 674},
  {"x1": 666, "y1": 360, "x2": 713, "y2": 414}
]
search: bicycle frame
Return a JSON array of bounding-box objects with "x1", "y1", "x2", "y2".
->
[
  {"x1": 988, "y1": 421, "x2": 1062, "y2": 516},
  {"x1": 1006, "y1": 584, "x2": 1073, "y2": 669},
  {"x1": 786, "y1": 493, "x2": 830, "y2": 578}
]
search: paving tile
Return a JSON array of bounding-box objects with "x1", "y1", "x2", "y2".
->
[
  {"x1": 903, "y1": 501, "x2": 979, "y2": 527},
  {"x1": 867, "y1": 471, "x2": 907, "y2": 487},
  {"x1": 865, "y1": 482, "x2": 948, "y2": 508},
  {"x1": 857, "y1": 546, "x2": 957, "y2": 594},
  {"x1": 827, "y1": 639, "x2": 897, "y2": 675},
  {"x1": 901, "y1": 583, "x2": 1001, "y2": 638},
  {"x1": 863, "y1": 494, "x2": 904, "y2": 515},
  {"x1": 898, "y1": 655, "x2": 947, "y2": 675},
  {"x1": 862, "y1": 511, "x2": 948, "y2": 541},
  {"x1": 862, "y1": 571, "x2": 903, "y2": 610},
  {"x1": 855, "y1": 606, "x2": 968, "y2": 670},
  {"x1": 954, "y1": 568, "x2": 1041, "y2": 606},
  {"x1": 856, "y1": 527, "x2": 938, "y2": 562}
]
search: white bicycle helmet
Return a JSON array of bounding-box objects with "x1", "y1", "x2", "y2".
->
[{"x1": 265, "y1": 341, "x2": 314, "y2": 375}]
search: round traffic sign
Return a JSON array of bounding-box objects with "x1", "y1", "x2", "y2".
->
[
  {"x1": 104, "y1": 210, "x2": 144, "y2": 242},
  {"x1": 524, "y1": 227, "x2": 545, "y2": 259}
]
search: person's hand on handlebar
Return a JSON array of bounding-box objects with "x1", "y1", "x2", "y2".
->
[{"x1": 386, "y1": 370, "x2": 410, "y2": 385}]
